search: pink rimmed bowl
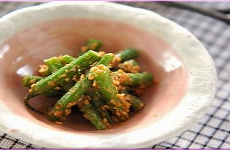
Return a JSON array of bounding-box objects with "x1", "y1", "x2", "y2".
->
[{"x1": 0, "y1": 2, "x2": 217, "y2": 148}]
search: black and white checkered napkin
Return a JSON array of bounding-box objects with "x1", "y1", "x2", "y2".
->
[{"x1": 0, "y1": 2, "x2": 230, "y2": 149}]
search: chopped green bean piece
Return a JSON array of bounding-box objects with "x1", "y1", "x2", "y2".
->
[
  {"x1": 47, "y1": 76, "x2": 91, "y2": 122},
  {"x1": 60, "y1": 55, "x2": 75, "y2": 64},
  {"x1": 113, "y1": 71, "x2": 153, "y2": 86},
  {"x1": 44, "y1": 57, "x2": 63, "y2": 73},
  {"x1": 24, "y1": 50, "x2": 101, "y2": 113},
  {"x1": 128, "y1": 72, "x2": 153, "y2": 86},
  {"x1": 126, "y1": 92, "x2": 144, "y2": 111},
  {"x1": 44, "y1": 55, "x2": 78, "y2": 92},
  {"x1": 79, "y1": 39, "x2": 103, "y2": 55},
  {"x1": 43, "y1": 55, "x2": 75, "y2": 76},
  {"x1": 29, "y1": 51, "x2": 100, "y2": 95},
  {"x1": 47, "y1": 53, "x2": 115, "y2": 123},
  {"x1": 116, "y1": 59, "x2": 140, "y2": 73},
  {"x1": 77, "y1": 99, "x2": 106, "y2": 130},
  {"x1": 90, "y1": 65, "x2": 130, "y2": 120},
  {"x1": 88, "y1": 90, "x2": 113, "y2": 125},
  {"x1": 115, "y1": 48, "x2": 139, "y2": 62},
  {"x1": 22, "y1": 75, "x2": 43, "y2": 87},
  {"x1": 22, "y1": 76, "x2": 64, "y2": 97}
]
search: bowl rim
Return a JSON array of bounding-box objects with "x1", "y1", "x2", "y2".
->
[{"x1": 0, "y1": 1, "x2": 217, "y2": 148}]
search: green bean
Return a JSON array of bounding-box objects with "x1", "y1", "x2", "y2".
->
[
  {"x1": 30, "y1": 51, "x2": 100, "y2": 95},
  {"x1": 116, "y1": 59, "x2": 140, "y2": 73},
  {"x1": 115, "y1": 48, "x2": 139, "y2": 62},
  {"x1": 60, "y1": 55, "x2": 75, "y2": 64},
  {"x1": 22, "y1": 75, "x2": 63, "y2": 97},
  {"x1": 38, "y1": 53, "x2": 113, "y2": 93},
  {"x1": 43, "y1": 55, "x2": 75, "y2": 75},
  {"x1": 24, "y1": 50, "x2": 101, "y2": 113},
  {"x1": 43, "y1": 55, "x2": 77, "y2": 92},
  {"x1": 112, "y1": 71, "x2": 153, "y2": 86},
  {"x1": 125, "y1": 92, "x2": 144, "y2": 111},
  {"x1": 79, "y1": 39, "x2": 102, "y2": 55},
  {"x1": 47, "y1": 53, "x2": 115, "y2": 122},
  {"x1": 41, "y1": 47, "x2": 137, "y2": 77},
  {"x1": 90, "y1": 65, "x2": 117, "y2": 101},
  {"x1": 44, "y1": 57, "x2": 63, "y2": 73},
  {"x1": 22, "y1": 75, "x2": 43, "y2": 87},
  {"x1": 127, "y1": 72, "x2": 153, "y2": 86},
  {"x1": 88, "y1": 90, "x2": 113, "y2": 125},
  {"x1": 59, "y1": 55, "x2": 82, "y2": 91},
  {"x1": 77, "y1": 99, "x2": 106, "y2": 130},
  {"x1": 47, "y1": 76, "x2": 91, "y2": 122},
  {"x1": 90, "y1": 65, "x2": 130, "y2": 120}
]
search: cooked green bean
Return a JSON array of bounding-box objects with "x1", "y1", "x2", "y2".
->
[
  {"x1": 43, "y1": 55, "x2": 78, "y2": 92},
  {"x1": 22, "y1": 75, "x2": 64, "y2": 97},
  {"x1": 48, "y1": 53, "x2": 114, "y2": 122},
  {"x1": 29, "y1": 51, "x2": 100, "y2": 95},
  {"x1": 125, "y1": 92, "x2": 144, "y2": 111},
  {"x1": 22, "y1": 75, "x2": 43, "y2": 87},
  {"x1": 60, "y1": 55, "x2": 75, "y2": 64},
  {"x1": 24, "y1": 50, "x2": 101, "y2": 113},
  {"x1": 47, "y1": 53, "x2": 115, "y2": 122},
  {"x1": 44, "y1": 57, "x2": 63, "y2": 73},
  {"x1": 128, "y1": 72, "x2": 153, "y2": 86},
  {"x1": 115, "y1": 48, "x2": 139, "y2": 62},
  {"x1": 112, "y1": 71, "x2": 153, "y2": 86},
  {"x1": 22, "y1": 39, "x2": 154, "y2": 130},
  {"x1": 44, "y1": 55, "x2": 75, "y2": 74},
  {"x1": 47, "y1": 75, "x2": 91, "y2": 122},
  {"x1": 90, "y1": 65, "x2": 130, "y2": 120},
  {"x1": 116, "y1": 59, "x2": 140, "y2": 73},
  {"x1": 77, "y1": 99, "x2": 106, "y2": 130},
  {"x1": 39, "y1": 55, "x2": 75, "y2": 77},
  {"x1": 79, "y1": 39, "x2": 102, "y2": 55},
  {"x1": 88, "y1": 90, "x2": 113, "y2": 125}
]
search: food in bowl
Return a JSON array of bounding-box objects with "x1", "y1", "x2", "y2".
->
[
  {"x1": 22, "y1": 39, "x2": 153, "y2": 130},
  {"x1": 0, "y1": 1, "x2": 216, "y2": 148}
]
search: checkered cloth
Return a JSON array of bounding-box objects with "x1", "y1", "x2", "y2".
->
[{"x1": 0, "y1": 2, "x2": 230, "y2": 149}]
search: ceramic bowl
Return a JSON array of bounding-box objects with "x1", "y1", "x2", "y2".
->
[{"x1": 0, "y1": 2, "x2": 217, "y2": 148}]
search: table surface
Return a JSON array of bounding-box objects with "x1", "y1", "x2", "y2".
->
[{"x1": 0, "y1": 1, "x2": 230, "y2": 149}]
